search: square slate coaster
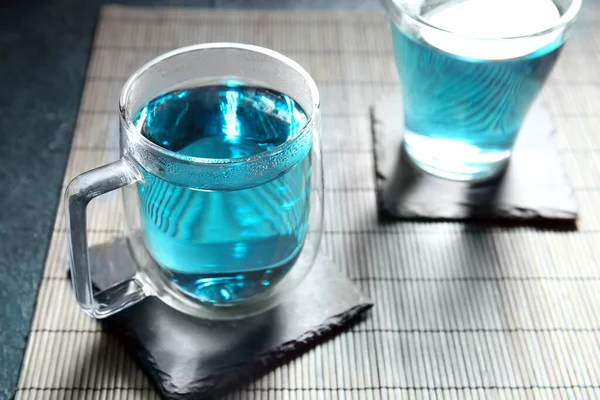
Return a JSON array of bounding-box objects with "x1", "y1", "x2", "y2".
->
[
  {"x1": 87, "y1": 237, "x2": 372, "y2": 399},
  {"x1": 372, "y1": 93, "x2": 578, "y2": 221}
]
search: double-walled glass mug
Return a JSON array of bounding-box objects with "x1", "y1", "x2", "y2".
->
[{"x1": 65, "y1": 44, "x2": 323, "y2": 320}]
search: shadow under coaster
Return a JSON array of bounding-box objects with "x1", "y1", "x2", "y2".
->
[
  {"x1": 85, "y1": 237, "x2": 372, "y2": 399},
  {"x1": 372, "y1": 94, "x2": 578, "y2": 223}
]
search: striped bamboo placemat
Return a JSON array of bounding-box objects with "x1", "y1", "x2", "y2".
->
[{"x1": 14, "y1": 5, "x2": 600, "y2": 399}]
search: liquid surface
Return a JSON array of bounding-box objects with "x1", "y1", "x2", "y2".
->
[
  {"x1": 134, "y1": 84, "x2": 311, "y2": 304},
  {"x1": 392, "y1": 0, "x2": 562, "y2": 180}
]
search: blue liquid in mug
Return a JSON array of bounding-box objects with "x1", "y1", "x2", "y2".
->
[
  {"x1": 391, "y1": 0, "x2": 563, "y2": 180},
  {"x1": 133, "y1": 84, "x2": 311, "y2": 304}
]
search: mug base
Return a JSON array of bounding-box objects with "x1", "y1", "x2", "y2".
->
[{"x1": 127, "y1": 231, "x2": 314, "y2": 320}]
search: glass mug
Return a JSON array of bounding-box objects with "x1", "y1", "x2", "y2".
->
[
  {"x1": 65, "y1": 44, "x2": 323, "y2": 320},
  {"x1": 382, "y1": 0, "x2": 581, "y2": 181}
]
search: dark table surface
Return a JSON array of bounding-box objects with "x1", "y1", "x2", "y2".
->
[{"x1": 0, "y1": 1, "x2": 380, "y2": 397}]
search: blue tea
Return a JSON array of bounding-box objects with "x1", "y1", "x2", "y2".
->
[
  {"x1": 133, "y1": 84, "x2": 311, "y2": 304},
  {"x1": 391, "y1": 0, "x2": 563, "y2": 180}
]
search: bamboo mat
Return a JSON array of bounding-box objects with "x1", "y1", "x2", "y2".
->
[{"x1": 14, "y1": 5, "x2": 600, "y2": 399}]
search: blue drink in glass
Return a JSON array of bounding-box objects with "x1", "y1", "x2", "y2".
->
[
  {"x1": 133, "y1": 84, "x2": 311, "y2": 304},
  {"x1": 388, "y1": 0, "x2": 571, "y2": 180}
]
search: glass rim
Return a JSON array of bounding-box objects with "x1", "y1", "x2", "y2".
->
[
  {"x1": 119, "y1": 42, "x2": 320, "y2": 167},
  {"x1": 381, "y1": 0, "x2": 582, "y2": 41}
]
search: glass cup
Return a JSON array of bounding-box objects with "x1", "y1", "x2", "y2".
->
[
  {"x1": 65, "y1": 44, "x2": 323, "y2": 320},
  {"x1": 382, "y1": 0, "x2": 581, "y2": 181}
]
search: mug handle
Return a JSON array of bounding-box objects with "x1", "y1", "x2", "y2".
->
[{"x1": 65, "y1": 158, "x2": 146, "y2": 318}]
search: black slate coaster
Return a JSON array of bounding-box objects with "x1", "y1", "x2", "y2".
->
[
  {"x1": 372, "y1": 93, "x2": 578, "y2": 221},
  {"x1": 87, "y1": 238, "x2": 372, "y2": 399}
]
